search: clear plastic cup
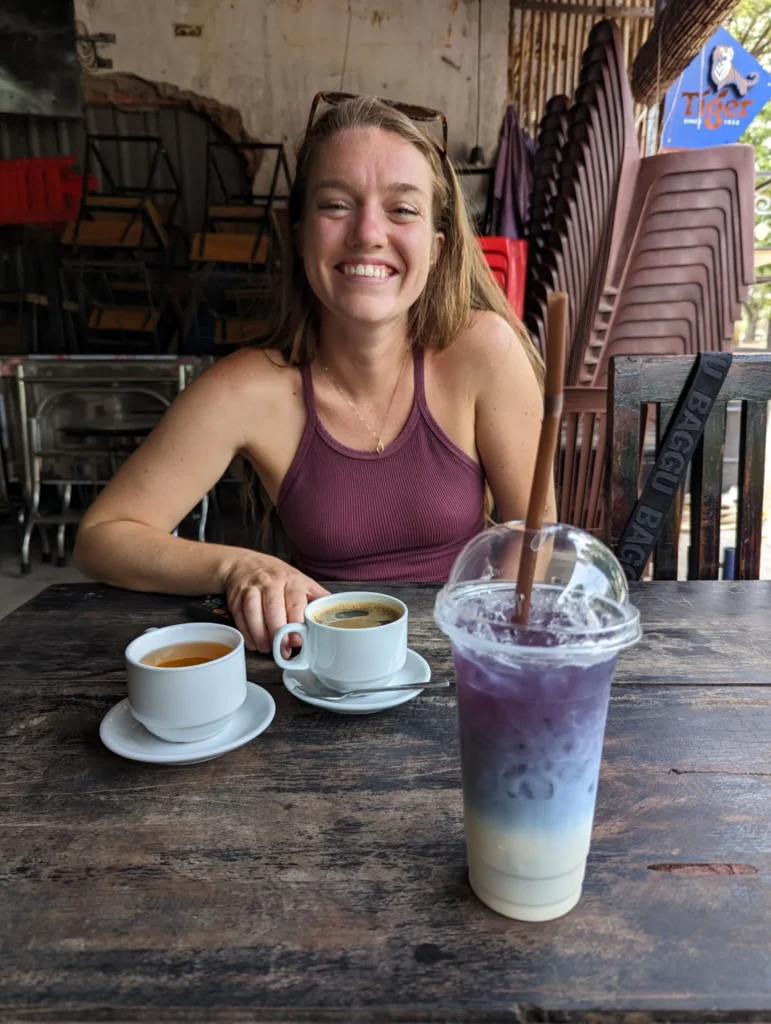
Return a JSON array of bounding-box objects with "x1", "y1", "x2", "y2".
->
[{"x1": 434, "y1": 522, "x2": 641, "y2": 922}]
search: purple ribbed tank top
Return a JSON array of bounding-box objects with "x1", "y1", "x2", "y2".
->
[{"x1": 277, "y1": 348, "x2": 485, "y2": 582}]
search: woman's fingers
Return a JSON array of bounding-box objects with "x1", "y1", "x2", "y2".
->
[
  {"x1": 231, "y1": 604, "x2": 256, "y2": 652},
  {"x1": 285, "y1": 583, "x2": 309, "y2": 649},
  {"x1": 226, "y1": 588, "x2": 257, "y2": 652},
  {"x1": 263, "y1": 586, "x2": 292, "y2": 658},
  {"x1": 242, "y1": 589, "x2": 270, "y2": 653},
  {"x1": 225, "y1": 568, "x2": 328, "y2": 659}
]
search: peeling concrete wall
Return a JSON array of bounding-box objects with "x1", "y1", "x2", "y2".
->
[{"x1": 75, "y1": 0, "x2": 511, "y2": 167}]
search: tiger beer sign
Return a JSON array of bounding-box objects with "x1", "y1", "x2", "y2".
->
[{"x1": 662, "y1": 25, "x2": 771, "y2": 148}]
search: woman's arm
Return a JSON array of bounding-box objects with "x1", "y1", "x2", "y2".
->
[
  {"x1": 75, "y1": 357, "x2": 254, "y2": 591},
  {"x1": 74, "y1": 354, "x2": 327, "y2": 652},
  {"x1": 470, "y1": 312, "x2": 557, "y2": 522}
]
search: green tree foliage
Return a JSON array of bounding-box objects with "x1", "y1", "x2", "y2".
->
[{"x1": 727, "y1": 0, "x2": 770, "y2": 164}]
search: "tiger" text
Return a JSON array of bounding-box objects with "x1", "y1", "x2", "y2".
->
[{"x1": 681, "y1": 88, "x2": 754, "y2": 129}]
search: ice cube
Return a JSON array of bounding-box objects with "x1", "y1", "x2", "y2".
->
[{"x1": 516, "y1": 777, "x2": 554, "y2": 800}]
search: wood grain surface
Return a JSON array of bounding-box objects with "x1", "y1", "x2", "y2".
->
[{"x1": 1, "y1": 581, "x2": 770, "y2": 1023}]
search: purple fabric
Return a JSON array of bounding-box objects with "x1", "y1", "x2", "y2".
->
[
  {"x1": 277, "y1": 349, "x2": 486, "y2": 583},
  {"x1": 492, "y1": 103, "x2": 535, "y2": 240}
]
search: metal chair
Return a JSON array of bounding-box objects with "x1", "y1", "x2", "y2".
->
[
  {"x1": 0, "y1": 430, "x2": 22, "y2": 557},
  {"x1": 188, "y1": 142, "x2": 291, "y2": 354},
  {"x1": 6, "y1": 356, "x2": 214, "y2": 572}
]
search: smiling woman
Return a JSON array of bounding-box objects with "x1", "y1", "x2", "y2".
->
[
  {"x1": 303, "y1": 142, "x2": 442, "y2": 349},
  {"x1": 74, "y1": 95, "x2": 552, "y2": 658}
]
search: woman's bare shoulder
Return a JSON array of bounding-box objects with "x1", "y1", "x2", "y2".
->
[
  {"x1": 191, "y1": 347, "x2": 299, "y2": 404},
  {"x1": 432, "y1": 311, "x2": 531, "y2": 380},
  {"x1": 457, "y1": 310, "x2": 524, "y2": 357},
  {"x1": 204, "y1": 345, "x2": 291, "y2": 381}
]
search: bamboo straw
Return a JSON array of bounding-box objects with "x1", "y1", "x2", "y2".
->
[
  {"x1": 525, "y1": 9, "x2": 537, "y2": 134},
  {"x1": 535, "y1": 11, "x2": 547, "y2": 132},
  {"x1": 514, "y1": 292, "x2": 568, "y2": 626},
  {"x1": 555, "y1": 8, "x2": 566, "y2": 98},
  {"x1": 565, "y1": 7, "x2": 577, "y2": 100},
  {"x1": 544, "y1": 9, "x2": 555, "y2": 115}
]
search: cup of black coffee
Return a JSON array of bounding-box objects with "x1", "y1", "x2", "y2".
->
[{"x1": 272, "y1": 591, "x2": 407, "y2": 691}]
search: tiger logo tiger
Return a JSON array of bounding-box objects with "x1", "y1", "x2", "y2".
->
[{"x1": 710, "y1": 45, "x2": 760, "y2": 97}]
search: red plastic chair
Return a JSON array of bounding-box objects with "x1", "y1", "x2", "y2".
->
[
  {"x1": 0, "y1": 157, "x2": 96, "y2": 226},
  {"x1": 478, "y1": 236, "x2": 527, "y2": 320}
]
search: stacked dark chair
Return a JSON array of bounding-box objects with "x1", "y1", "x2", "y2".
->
[
  {"x1": 525, "y1": 19, "x2": 755, "y2": 548},
  {"x1": 526, "y1": 18, "x2": 753, "y2": 385}
]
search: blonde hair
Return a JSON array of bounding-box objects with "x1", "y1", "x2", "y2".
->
[{"x1": 247, "y1": 95, "x2": 542, "y2": 545}]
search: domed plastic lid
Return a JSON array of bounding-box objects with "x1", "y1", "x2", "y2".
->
[{"x1": 435, "y1": 522, "x2": 641, "y2": 659}]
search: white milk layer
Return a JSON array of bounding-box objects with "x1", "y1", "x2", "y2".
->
[{"x1": 464, "y1": 808, "x2": 595, "y2": 922}]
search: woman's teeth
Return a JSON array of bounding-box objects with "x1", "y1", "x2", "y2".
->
[{"x1": 341, "y1": 264, "x2": 391, "y2": 278}]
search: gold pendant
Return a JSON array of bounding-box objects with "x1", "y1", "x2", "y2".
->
[{"x1": 376, "y1": 438, "x2": 384, "y2": 455}]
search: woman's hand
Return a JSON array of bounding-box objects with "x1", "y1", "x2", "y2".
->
[{"x1": 222, "y1": 552, "x2": 329, "y2": 657}]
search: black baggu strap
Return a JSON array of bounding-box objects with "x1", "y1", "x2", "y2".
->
[{"x1": 616, "y1": 352, "x2": 733, "y2": 581}]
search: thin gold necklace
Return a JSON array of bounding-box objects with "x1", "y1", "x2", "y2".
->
[{"x1": 323, "y1": 347, "x2": 410, "y2": 455}]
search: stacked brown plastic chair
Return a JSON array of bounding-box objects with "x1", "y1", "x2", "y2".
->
[
  {"x1": 525, "y1": 19, "x2": 755, "y2": 552},
  {"x1": 586, "y1": 145, "x2": 756, "y2": 385},
  {"x1": 526, "y1": 18, "x2": 753, "y2": 391}
]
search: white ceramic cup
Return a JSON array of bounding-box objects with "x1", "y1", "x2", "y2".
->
[
  {"x1": 125, "y1": 622, "x2": 247, "y2": 743},
  {"x1": 272, "y1": 591, "x2": 408, "y2": 692}
]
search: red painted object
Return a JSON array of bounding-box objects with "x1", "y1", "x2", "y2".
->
[
  {"x1": 478, "y1": 236, "x2": 527, "y2": 320},
  {"x1": 0, "y1": 157, "x2": 97, "y2": 226}
]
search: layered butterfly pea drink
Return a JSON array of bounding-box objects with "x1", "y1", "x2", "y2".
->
[{"x1": 435, "y1": 523, "x2": 640, "y2": 922}]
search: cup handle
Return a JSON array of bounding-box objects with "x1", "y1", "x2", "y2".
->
[{"x1": 273, "y1": 623, "x2": 308, "y2": 670}]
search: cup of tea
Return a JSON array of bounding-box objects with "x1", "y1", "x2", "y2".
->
[
  {"x1": 272, "y1": 591, "x2": 407, "y2": 692},
  {"x1": 125, "y1": 622, "x2": 247, "y2": 742}
]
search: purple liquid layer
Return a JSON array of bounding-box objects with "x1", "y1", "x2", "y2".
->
[{"x1": 455, "y1": 646, "x2": 616, "y2": 830}]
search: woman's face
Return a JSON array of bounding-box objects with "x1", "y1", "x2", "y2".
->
[{"x1": 299, "y1": 127, "x2": 444, "y2": 331}]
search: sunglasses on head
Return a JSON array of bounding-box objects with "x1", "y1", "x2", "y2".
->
[{"x1": 306, "y1": 91, "x2": 448, "y2": 160}]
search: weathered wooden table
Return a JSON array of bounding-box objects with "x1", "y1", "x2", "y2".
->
[{"x1": 1, "y1": 581, "x2": 769, "y2": 1022}]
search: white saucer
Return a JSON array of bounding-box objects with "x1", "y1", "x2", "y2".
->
[
  {"x1": 99, "y1": 681, "x2": 276, "y2": 764},
  {"x1": 283, "y1": 648, "x2": 431, "y2": 715}
]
